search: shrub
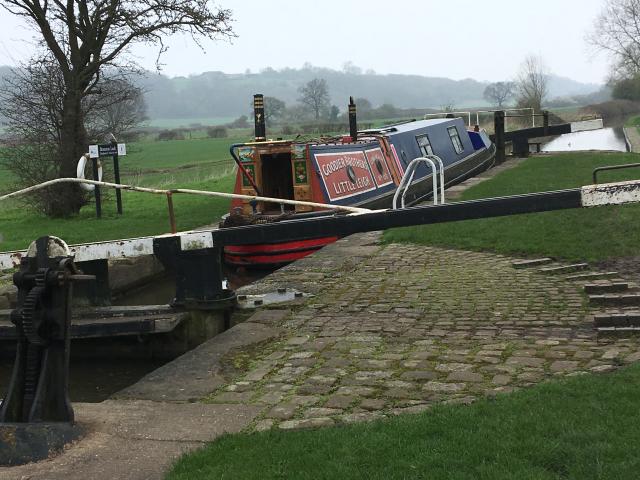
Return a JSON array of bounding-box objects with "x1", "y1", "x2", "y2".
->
[
  {"x1": 157, "y1": 129, "x2": 185, "y2": 141},
  {"x1": 582, "y1": 99, "x2": 640, "y2": 121},
  {"x1": 228, "y1": 115, "x2": 249, "y2": 129},
  {"x1": 281, "y1": 125, "x2": 294, "y2": 135},
  {"x1": 206, "y1": 126, "x2": 228, "y2": 138}
]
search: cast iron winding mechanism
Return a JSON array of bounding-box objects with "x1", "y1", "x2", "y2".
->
[{"x1": 0, "y1": 236, "x2": 93, "y2": 423}]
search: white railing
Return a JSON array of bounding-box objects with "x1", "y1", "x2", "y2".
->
[
  {"x1": 393, "y1": 155, "x2": 445, "y2": 209},
  {"x1": 424, "y1": 108, "x2": 538, "y2": 131},
  {"x1": 424, "y1": 111, "x2": 472, "y2": 127},
  {"x1": 0, "y1": 177, "x2": 371, "y2": 214},
  {"x1": 473, "y1": 108, "x2": 536, "y2": 130}
]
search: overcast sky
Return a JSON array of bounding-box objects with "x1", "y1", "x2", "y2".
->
[{"x1": 0, "y1": 0, "x2": 610, "y2": 84}]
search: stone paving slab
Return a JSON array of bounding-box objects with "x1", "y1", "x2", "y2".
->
[
  {"x1": 0, "y1": 401, "x2": 261, "y2": 480},
  {"x1": 115, "y1": 316, "x2": 284, "y2": 402},
  {"x1": 207, "y1": 236, "x2": 640, "y2": 430}
]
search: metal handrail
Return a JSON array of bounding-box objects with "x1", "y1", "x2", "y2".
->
[
  {"x1": 428, "y1": 155, "x2": 446, "y2": 205},
  {"x1": 424, "y1": 112, "x2": 472, "y2": 127},
  {"x1": 0, "y1": 177, "x2": 372, "y2": 235},
  {"x1": 392, "y1": 157, "x2": 444, "y2": 209},
  {"x1": 593, "y1": 163, "x2": 640, "y2": 184},
  {"x1": 474, "y1": 108, "x2": 536, "y2": 130}
]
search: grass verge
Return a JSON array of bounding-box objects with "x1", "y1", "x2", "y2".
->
[
  {"x1": 0, "y1": 136, "x2": 243, "y2": 252},
  {"x1": 167, "y1": 363, "x2": 640, "y2": 480},
  {"x1": 0, "y1": 175, "x2": 235, "y2": 252},
  {"x1": 384, "y1": 152, "x2": 640, "y2": 262},
  {"x1": 624, "y1": 115, "x2": 640, "y2": 127}
]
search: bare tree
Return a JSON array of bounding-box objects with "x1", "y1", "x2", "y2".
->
[
  {"x1": 354, "y1": 97, "x2": 372, "y2": 112},
  {"x1": 298, "y1": 78, "x2": 330, "y2": 121},
  {"x1": 1, "y1": 0, "x2": 234, "y2": 216},
  {"x1": 0, "y1": 57, "x2": 64, "y2": 214},
  {"x1": 85, "y1": 76, "x2": 148, "y2": 141},
  {"x1": 483, "y1": 81, "x2": 516, "y2": 108},
  {"x1": 0, "y1": 57, "x2": 146, "y2": 215},
  {"x1": 516, "y1": 55, "x2": 549, "y2": 111},
  {"x1": 0, "y1": 57, "x2": 147, "y2": 214},
  {"x1": 342, "y1": 61, "x2": 362, "y2": 75},
  {"x1": 588, "y1": 0, "x2": 640, "y2": 79}
]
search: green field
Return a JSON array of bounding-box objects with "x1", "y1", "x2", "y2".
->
[
  {"x1": 167, "y1": 364, "x2": 640, "y2": 480},
  {"x1": 118, "y1": 135, "x2": 249, "y2": 185},
  {"x1": 0, "y1": 136, "x2": 246, "y2": 252},
  {"x1": 384, "y1": 152, "x2": 640, "y2": 262}
]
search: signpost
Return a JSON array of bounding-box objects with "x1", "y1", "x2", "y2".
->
[{"x1": 88, "y1": 142, "x2": 127, "y2": 218}]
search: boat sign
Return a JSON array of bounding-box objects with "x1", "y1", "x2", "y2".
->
[
  {"x1": 314, "y1": 150, "x2": 376, "y2": 201},
  {"x1": 364, "y1": 147, "x2": 394, "y2": 188}
]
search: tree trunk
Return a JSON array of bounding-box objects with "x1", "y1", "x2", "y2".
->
[{"x1": 51, "y1": 86, "x2": 88, "y2": 217}]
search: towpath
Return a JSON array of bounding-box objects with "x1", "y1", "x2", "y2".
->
[
  {"x1": 194, "y1": 233, "x2": 640, "y2": 430},
  {"x1": 623, "y1": 126, "x2": 640, "y2": 153},
  {"x1": 3, "y1": 157, "x2": 640, "y2": 479}
]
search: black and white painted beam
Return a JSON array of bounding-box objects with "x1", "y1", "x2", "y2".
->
[{"x1": 1, "y1": 179, "x2": 639, "y2": 270}]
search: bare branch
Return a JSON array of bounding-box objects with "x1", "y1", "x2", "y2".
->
[{"x1": 0, "y1": 0, "x2": 235, "y2": 216}]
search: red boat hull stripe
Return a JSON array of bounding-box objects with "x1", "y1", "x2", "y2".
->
[
  {"x1": 224, "y1": 237, "x2": 338, "y2": 255},
  {"x1": 225, "y1": 250, "x2": 317, "y2": 265}
]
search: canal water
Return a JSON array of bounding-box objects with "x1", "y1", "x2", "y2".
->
[
  {"x1": 0, "y1": 357, "x2": 168, "y2": 403},
  {"x1": 0, "y1": 267, "x2": 269, "y2": 403},
  {"x1": 541, "y1": 127, "x2": 628, "y2": 152}
]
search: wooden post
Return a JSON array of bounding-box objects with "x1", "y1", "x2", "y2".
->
[
  {"x1": 543, "y1": 110, "x2": 549, "y2": 137},
  {"x1": 494, "y1": 110, "x2": 505, "y2": 164},
  {"x1": 166, "y1": 192, "x2": 177, "y2": 234},
  {"x1": 112, "y1": 141, "x2": 123, "y2": 215},
  {"x1": 91, "y1": 157, "x2": 102, "y2": 218}
]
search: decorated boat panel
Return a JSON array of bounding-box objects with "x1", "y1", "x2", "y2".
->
[{"x1": 309, "y1": 142, "x2": 399, "y2": 206}]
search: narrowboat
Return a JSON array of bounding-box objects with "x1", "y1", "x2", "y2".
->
[{"x1": 222, "y1": 95, "x2": 496, "y2": 267}]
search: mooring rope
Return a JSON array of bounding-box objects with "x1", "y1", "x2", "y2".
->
[{"x1": 0, "y1": 177, "x2": 372, "y2": 214}]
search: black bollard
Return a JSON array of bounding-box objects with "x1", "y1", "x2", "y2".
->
[
  {"x1": 349, "y1": 97, "x2": 358, "y2": 142},
  {"x1": 494, "y1": 110, "x2": 505, "y2": 164},
  {"x1": 253, "y1": 94, "x2": 266, "y2": 142}
]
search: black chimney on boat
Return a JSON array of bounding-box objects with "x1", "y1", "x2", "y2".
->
[
  {"x1": 349, "y1": 96, "x2": 358, "y2": 142},
  {"x1": 254, "y1": 94, "x2": 266, "y2": 142}
]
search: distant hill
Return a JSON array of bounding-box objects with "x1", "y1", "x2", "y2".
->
[
  {"x1": 138, "y1": 67, "x2": 604, "y2": 120},
  {"x1": 0, "y1": 64, "x2": 603, "y2": 121},
  {"x1": 547, "y1": 75, "x2": 602, "y2": 97}
]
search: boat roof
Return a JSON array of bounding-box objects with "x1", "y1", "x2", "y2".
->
[{"x1": 359, "y1": 118, "x2": 458, "y2": 135}]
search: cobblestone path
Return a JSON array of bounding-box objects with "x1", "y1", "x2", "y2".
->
[{"x1": 209, "y1": 233, "x2": 640, "y2": 431}]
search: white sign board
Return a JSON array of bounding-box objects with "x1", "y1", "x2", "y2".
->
[
  {"x1": 117, "y1": 143, "x2": 127, "y2": 156},
  {"x1": 88, "y1": 145, "x2": 99, "y2": 159}
]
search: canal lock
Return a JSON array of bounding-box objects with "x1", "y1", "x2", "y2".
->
[{"x1": 0, "y1": 255, "x2": 271, "y2": 403}]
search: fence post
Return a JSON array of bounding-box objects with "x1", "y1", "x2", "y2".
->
[
  {"x1": 543, "y1": 110, "x2": 549, "y2": 137},
  {"x1": 112, "y1": 141, "x2": 123, "y2": 215},
  {"x1": 494, "y1": 110, "x2": 505, "y2": 164},
  {"x1": 91, "y1": 157, "x2": 102, "y2": 218}
]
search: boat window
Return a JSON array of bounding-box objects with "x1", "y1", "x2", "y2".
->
[
  {"x1": 416, "y1": 134, "x2": 434, "y2": 157},
  {"x1": 400, "y1": 150, "x2": 408, "y2": 164},
  {"x1": 447, "y1": 126, "x2": 464, "y2": 154}
]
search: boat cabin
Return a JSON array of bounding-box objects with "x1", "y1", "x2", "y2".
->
[{"x1": 229, "y1": 116, "x2": 492, "y2": 215}]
